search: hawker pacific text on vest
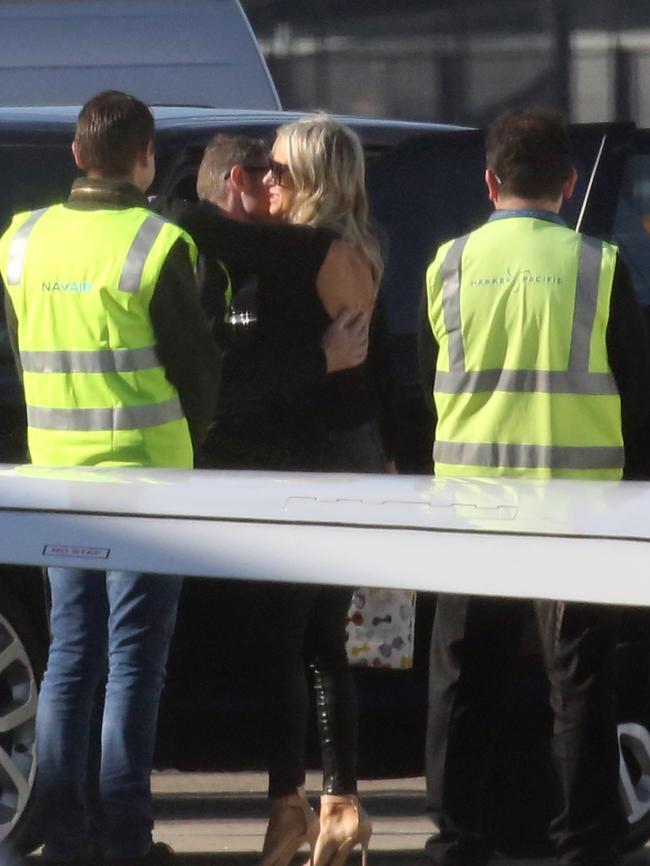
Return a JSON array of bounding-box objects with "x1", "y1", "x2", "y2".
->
[{"x1": 469, "y1": 270, "x2": 564, "y2": 287}]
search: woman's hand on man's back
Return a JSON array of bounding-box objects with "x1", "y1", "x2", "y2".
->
[{"x1": 322, "y1": 308, "x2": 370, "y2": 373}]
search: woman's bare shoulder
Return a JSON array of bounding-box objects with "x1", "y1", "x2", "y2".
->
[
  {"x1": 323, "y1": 237, "x2": 371, "y2": 267},
  {"x1": 316, "y1": 239, "x2": 376, "y2": 318}
]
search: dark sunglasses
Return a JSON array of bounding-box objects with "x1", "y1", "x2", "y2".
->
[{"x1": 268, "y1": 157, "x2": 291, "y2": 185}]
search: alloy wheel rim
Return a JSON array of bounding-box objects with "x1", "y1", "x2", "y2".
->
[{"x1": 0, "y1": 611, "x2": 37, "y2": 842}]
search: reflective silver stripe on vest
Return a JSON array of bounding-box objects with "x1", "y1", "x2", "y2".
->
[
  {"x1": 568, "y1": 235, "x2": 604, "y2": 372},
  {"x1": 20, "y1": 347, "x2": 160, "y2": 374},
  {"x1": 437, "y1": 232, "x2": 616, "y2": 393},
  {"x1": 6, "y1": 208, "x2": 50, "y2": 285},
  {"x1": 440, "y1": 234, "x2": 470, "y2": 371},
  {"x1": 118, "y1": 215, "x2": 168, "y2": 293},
  {"x1": 433, "y1": 440, "x2": 624, "y2": 470},
  {"x1": 26, "y1": 397, "x2": 184, "y2": 431},
  {"x1": 434, "y1": 368, "x2": 618, "y2": 395}
]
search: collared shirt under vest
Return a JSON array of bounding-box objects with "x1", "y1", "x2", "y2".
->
[
  {"x1": 0, "y1": 199, "x2": 198, "y2": 468},
  {"x1": 424, "y1": 210, "x2": 623, "y2": 479}
]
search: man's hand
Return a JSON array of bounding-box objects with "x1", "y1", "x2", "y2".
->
[{"x1": 322, "y1": 308, "x2": 370, "y2": 373}]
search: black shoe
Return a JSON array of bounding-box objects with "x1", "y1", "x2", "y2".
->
[
  {"x1": 423, "y1": 833, "x2": 493, "y2": 866},
  {"x1": 106, "y1": 843, "x2": 175, "y2": 866}
]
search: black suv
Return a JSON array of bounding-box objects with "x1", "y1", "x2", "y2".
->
[{"x1": 1, "y1": 108, "x2": 650, "y2": 856}]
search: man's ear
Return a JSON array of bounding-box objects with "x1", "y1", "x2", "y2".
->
[
  {"x1": 562, "y1": 168, "x2": 578, "y2": 201},
  {"x1": 229, "y1": 164, "x2": 245, "y2": 192},
  {"x1": 136, "y1": 140, "x2": 155, "y2": 168},
  {"x1": 71, "y1": 141, "x2": 85, "y2": 171},
  {"x1": 485, "y1": 168, "x2": 501, "y2": 203}
]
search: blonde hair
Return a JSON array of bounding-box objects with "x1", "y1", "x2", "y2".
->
[{"x1": 275, "y1": 115, "x2": 383, "y2": 284}]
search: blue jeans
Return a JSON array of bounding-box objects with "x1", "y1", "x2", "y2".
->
[{"x1": 35, "y1": 568, "x2": 183, "y2": 861}]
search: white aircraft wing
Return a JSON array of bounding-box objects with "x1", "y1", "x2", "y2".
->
[{"x1": 0, "y1": 464, "x2": 648, "y2": 607}]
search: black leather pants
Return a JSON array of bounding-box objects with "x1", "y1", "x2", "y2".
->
[
  {"x1": 260, "y1": 582, "x2": 358, "y2": 798},
  {"x1": 215, "y1": 421, "x2": 381, "y2": 798}
]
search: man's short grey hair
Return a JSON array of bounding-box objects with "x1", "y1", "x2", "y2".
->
[{"x1": 196, "y1": 134, "x2": 268, "y2": 204}]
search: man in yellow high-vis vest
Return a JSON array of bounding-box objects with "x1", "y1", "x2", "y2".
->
[
  {"x1": 419, "y1": 110, "x2": 650, "y2": 866},
  {"x1": 0, "y1": 91, "x2": 220, "y2": 866}
]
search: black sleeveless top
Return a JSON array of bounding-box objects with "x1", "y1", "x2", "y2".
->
[{"x1": 154, "y1": 198, "x2": 396, "y2": 468}]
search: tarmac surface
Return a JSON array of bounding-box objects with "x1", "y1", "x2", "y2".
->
[
  {"x1": 128, "y1": 771, "x2": 650, "y2": 865},
  {"x1": 150, "y1": 772, "x2": 428, "y2": 861},
  {"x1": 16, "y1": 770, "x2": 650, "y2": 865}
]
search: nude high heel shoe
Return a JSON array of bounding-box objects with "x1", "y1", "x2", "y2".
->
[
  {"x1": 311, "y1": 794, "x2": 372, "y2": 866},
  {"x1": 260, "y1": 786, "x2": 319, "y2": 866}
]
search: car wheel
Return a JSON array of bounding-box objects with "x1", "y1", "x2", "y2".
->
[
  {"x1": 619, "y1": 721, "x2": 650, "y2": 851},
  {"x1": 0, "y1": 589, "x2": 44, "y2": 852}
]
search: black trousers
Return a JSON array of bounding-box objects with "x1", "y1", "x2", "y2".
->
[
  {"x1": 204, "y1": 416, "x2": 385, "y2": 799},
  {"x1": 259, "y1": 582, "x2": 359, "y2": 798},
  {"x1": 426, "y1": 594, "x2": 626, "y2": 865}
]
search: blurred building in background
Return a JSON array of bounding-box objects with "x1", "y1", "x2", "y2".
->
[{"x1": 242, "y1": 0, "x2": 650, "y2": 125}]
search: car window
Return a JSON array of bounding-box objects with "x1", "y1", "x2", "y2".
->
[
  {"x1": 612, "y1": 152, "x2": 650, "y2": 306},
  {"x1": 562, "y1": 131, "x2": 615, "y2": 232},
  {"x1": 367, "y1": 130, "x2": 488, "y2": 340},
  {"x1": 0, "y1": 142, "x2": 79, "y2": 355},
  {"x1": 0, "y1": 142, "x2": 78, "y2": 234}
]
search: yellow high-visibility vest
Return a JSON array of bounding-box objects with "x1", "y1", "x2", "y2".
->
[
  {"x1": 0, "y1": 204, "x2": 198, "y2": 468},
  {"x1": 425, "y1": 215, "x2": 623, "y2": 479}
]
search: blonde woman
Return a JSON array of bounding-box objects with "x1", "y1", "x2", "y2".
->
[
  {"x1": 257, "y1": 116, "x2": 393, "y2": 866},
  {"x1": 265, "y1": 114, "x2": 392, "y2": 475}
]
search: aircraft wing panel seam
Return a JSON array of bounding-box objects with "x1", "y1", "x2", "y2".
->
[{"x1": 0, "y1": 505, "x2": 648, "y2": 546}]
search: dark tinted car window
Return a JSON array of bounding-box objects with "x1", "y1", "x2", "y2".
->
[
  {"x1": 612, "y1": 153, "x2": 650, "y2": 306},
  {"x1": 367, "y1": 131, "x2": 488, "y2": 343},
  {"x1": 560, "y1": 133, "x2": 614, "y2": 232},
  {"x1": 0, "y1": 142, "x2": 78, "y2": 235},
  {"x1": 0, "y1": 142, "x2": 79, "y2": 357}
]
